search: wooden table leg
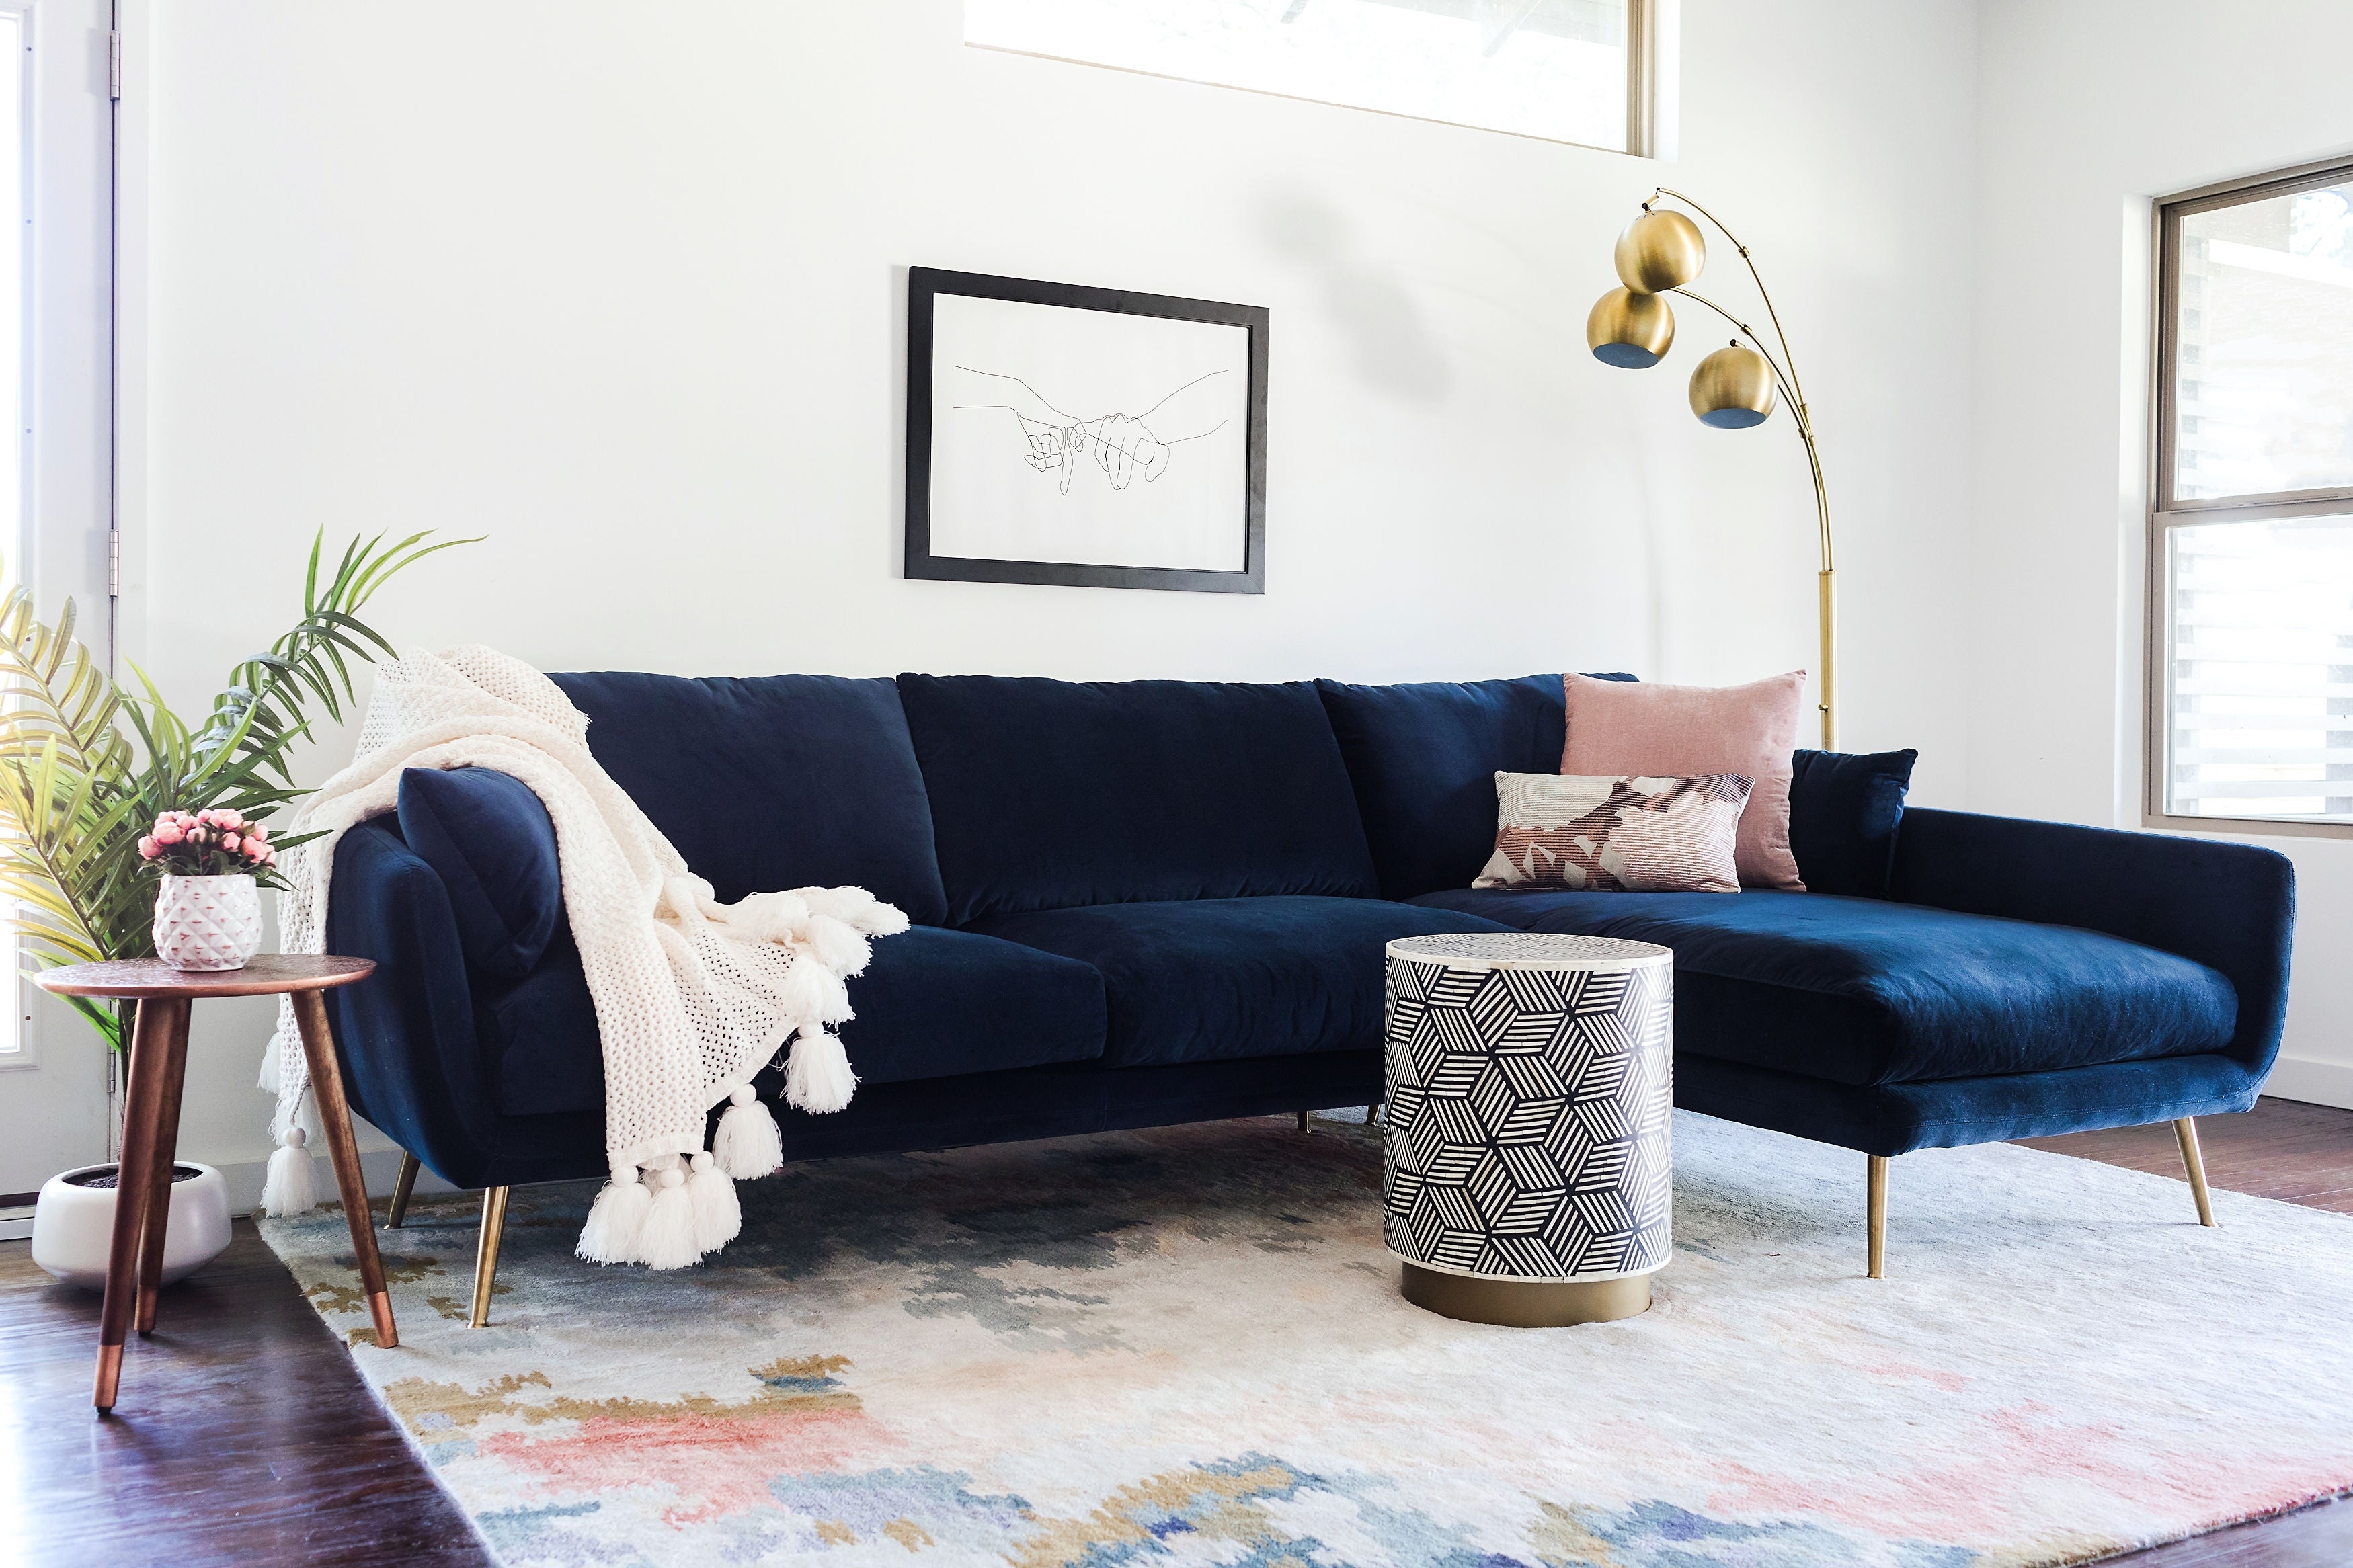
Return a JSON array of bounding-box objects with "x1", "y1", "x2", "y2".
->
[
  {"x1": 291, "y1": 989, "x2": 398, "y2": 1349},
  {"x1": 134, "y1": 998, "x2": 192, "y2": 1335},
  {"x1": 95, "y1": 999, "x2": 179, "y2": 1414}
]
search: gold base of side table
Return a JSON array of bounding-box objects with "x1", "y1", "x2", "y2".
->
[{"x1": 1400, "y1": 1262, "x2": 1652, "y2": 1327}]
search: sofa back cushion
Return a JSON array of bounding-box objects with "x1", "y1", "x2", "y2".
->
[
  {"x1": 397, "y1": 766, "x2": 565, "y2": 979},
  {"x1": 1317, "y1": 673, "x2": 1634, "y2": 899},
  {"x1": 897, "y1": 674, "x2": 1380, "y2": 923},
  {"x1": 1788, "y1": 747, "x2": 1918, "y2": 898},
  {"x1": 549, "y1": 671, "x2": 951, "y2": 926}
]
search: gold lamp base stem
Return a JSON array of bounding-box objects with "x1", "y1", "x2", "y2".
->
[{"x1": 1818, "y1": 567, "x2": 1838, "y2": 752}]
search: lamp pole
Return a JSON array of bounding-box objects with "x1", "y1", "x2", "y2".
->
[{"x1": 1587, "y1": 187, "x2": 1837, "y2": 751}]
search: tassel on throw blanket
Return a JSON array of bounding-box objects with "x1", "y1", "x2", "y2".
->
[{"x1": 261, "y1": 645, "x2": 907, "y2": 1268}]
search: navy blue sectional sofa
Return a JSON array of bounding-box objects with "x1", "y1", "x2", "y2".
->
[{"x1": 328, "y1": 671, "x2": 2294, "y2": 1311}]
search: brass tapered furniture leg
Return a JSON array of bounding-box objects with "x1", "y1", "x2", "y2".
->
[
  {"x1": 2173, "y1": 1118, "x2": 2217, "y2": 1227},
  {"x1": 134, "y1": 999, "x2": 194, "y2": 1336},
  {"x1": 386, "y1": 1151, "x2": 421, "y2": 1229},
  {"x1": 471, "y1": 1186, "x2": 510, "y2": 1329},
  {"x1": 1866, "y1": 1155, "x2": 1888, "y2": 1280},
  {"x1": 291, "y1": 989, "x2": 399, "y2": 1349},
  {"x1": 1369, "y1": 1100, "x2": 1383, "y2": 1127},
  {"x1": 1297, "y1": 1110, "x2": 1312, "y2": 1133}
]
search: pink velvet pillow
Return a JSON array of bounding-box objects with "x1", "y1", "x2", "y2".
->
[{"x1": 1560, "y1": 671, "x2": 1808, "y2": 891}]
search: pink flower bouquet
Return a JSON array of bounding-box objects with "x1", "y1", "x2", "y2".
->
[{"x1": 136, "y1": 808, "x2": 283, "y2": 882}]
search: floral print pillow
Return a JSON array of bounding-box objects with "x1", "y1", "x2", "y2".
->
[{"x1": 1474, "y1": 772, "x2": 1753, "y2": 894}]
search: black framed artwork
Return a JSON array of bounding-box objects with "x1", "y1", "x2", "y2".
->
[{"x1": 904, "y1": 267, "x2": 1268, "y2": 594}]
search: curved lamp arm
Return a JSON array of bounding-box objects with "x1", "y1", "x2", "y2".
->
[{"x1": 1646, "y1": 188, "x2": 1838, "y2": 747}]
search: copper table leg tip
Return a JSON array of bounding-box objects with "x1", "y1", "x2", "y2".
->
[
  {"x1": 369, "y1": 1291, "x2": 399, "y2": 1349},
  {"x1": 93, "y1": 1342, "x2": 124, "y2": 1414}
]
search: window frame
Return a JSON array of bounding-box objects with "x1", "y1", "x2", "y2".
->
[
  {"x1": 2145, "y1": 153, "x2": 2353, "y2": 838},
  {"x1": 965, "y1": 0, "x2": 1663, "y2": 160}
]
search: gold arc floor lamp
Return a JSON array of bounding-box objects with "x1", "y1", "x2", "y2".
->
[{"x1": 1585, "y1": 187, "x2": 1839, "y2": 751}]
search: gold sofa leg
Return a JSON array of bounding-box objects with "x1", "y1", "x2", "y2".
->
[
  {"x1": 1297, "y1": 1110, "x2": 1312, "y2": 1133},
  {"x1": 385, "y1": 1150, "x2": 420, "y2": 1229},
  {"x1": 2173, "y1": 1118, "x2": 2217, "y2": 1227},
  {"x1": 471, "y1": 1186, "x2": 510, "y2": 1328},
  {"x1": 1866, "y1": 1155, "x2": 1888, "y2": 1279}
]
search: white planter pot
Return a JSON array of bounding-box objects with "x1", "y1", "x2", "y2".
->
[
  {"x1": 30, "y1": 1161, "x2": 233, "y2": 1289},
  {"x1": 153, "y1": 872, "x2": 262, "y2": 971}
]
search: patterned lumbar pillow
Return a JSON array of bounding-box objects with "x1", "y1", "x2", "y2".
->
[{"x1": 1474, "y1": 771, "x2": 1753, "y2": 893}]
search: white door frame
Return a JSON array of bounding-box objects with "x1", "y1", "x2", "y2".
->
[{"x1": 0, "y1": 0, "x2": 118, "y2": 1216}]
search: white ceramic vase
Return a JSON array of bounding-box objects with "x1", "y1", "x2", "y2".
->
[
  {"x1": 30, "y1": 1161, "x2": 233, "y2": 1289},
  {"x1": 153, "y1": 872, "x2": 262, "y2": 971}
]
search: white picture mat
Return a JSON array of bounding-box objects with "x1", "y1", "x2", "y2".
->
[{"x1": 929, "y1": 293, "x2": 1250, "y2": 572}]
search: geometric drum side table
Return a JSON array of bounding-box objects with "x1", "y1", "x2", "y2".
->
[
  {"x1": 32, "y1": 954, "x2": 395, "y2": 1415},
  {"x1": 1382, "y1": 932, "x2": 1674, "y2": 1327}
]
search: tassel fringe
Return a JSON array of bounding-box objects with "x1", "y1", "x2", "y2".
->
[
  {"x1": 261, "y1": 1127, "x2": 320, "y2": 1217},
  {"x1": 577, "y1": 1163, "x2": 653, "y2": 1264},
  {"x1": 712, "y1": 1085, "x2": 784, "y2": 1178},
  {"x1": 689, "y1": 1152, "x2": 741, "y2": 1252},
  {"x1": 639, "y1": 1167, "x2": 702, "y2": 1270},
  {"x1": 785, "y1": 1029, "x2": 858, "y2": 1114}
]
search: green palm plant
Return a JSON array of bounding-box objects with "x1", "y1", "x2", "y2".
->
[{"x1": 0, "y1": 530, "x2": 471, "y2": 1050}]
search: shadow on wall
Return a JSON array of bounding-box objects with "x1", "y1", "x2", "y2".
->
[{"x1": 1256, "y1": 189, "x2": 1452, "y2": 402}]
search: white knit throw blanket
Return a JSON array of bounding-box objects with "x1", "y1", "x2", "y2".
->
[{"x1": 260, "y1": 645, "x2": 908, "y2": 1268}]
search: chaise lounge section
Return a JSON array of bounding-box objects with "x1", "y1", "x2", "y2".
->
[{"x1": 325, "y1": 670, "x2": 2295, "y2": 1318}]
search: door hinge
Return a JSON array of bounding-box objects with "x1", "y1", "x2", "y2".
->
[
  {"x1": 107, "y1": 528, "x2": 119, "y2": 597},
  {"x1": 108, "y1": 30, "x2": 121, "y2": 100}
]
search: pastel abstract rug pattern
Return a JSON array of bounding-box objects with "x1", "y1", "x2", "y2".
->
[{"x1": 260, "y1": 1113, "x2": 2353, "y2": 1567}]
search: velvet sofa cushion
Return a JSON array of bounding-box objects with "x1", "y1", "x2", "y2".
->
[
  {"x1": 1409, "y1": 887, "x2": 2237, "y2": 1087},
  {"x1": 1789, "y1": 747, "x2": 1918, "y2": 898},
  {"x1": 396, "y1": 766, "x2": 565, "y2": 980},
  {"x1": 1562, "y1": 670, "x2": 1808, "y2": 891},
  {"x1": 969, "y1": 895, "x2": 1512, "y2": 1069},
  {"x1": 898, "y1": 675, "x2": 1381, "y2": 923},
  {"x1": 474, "y1": 923, "x2": 1108, "y2": 1118},
  {"x1": 1315, "y1": 673, "x2": 1636, "y2": 901},
  {"x1": 549, "y1": 671, "x2": 949, "y2": 926}
]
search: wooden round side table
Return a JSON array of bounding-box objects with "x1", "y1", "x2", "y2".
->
[
  {"x1": 1382, "y1": 932, "x2": 1675, "y2": 1327},
  {"x1": 34, "y1": 954, "x2": 397, "y2": 1415}
]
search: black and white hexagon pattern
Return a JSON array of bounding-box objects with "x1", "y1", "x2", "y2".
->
[{"x1": 1382, "y1": 934, "x2": 1673, "y2": 1282}]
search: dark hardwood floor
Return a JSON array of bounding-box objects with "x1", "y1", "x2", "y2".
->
[
  {"x1": 2, "y1": 1099, "x2": 2348, "y2": 1566},
  {"x1": 0, "y1": 1217, "x2": 490, "y2": 1568}
]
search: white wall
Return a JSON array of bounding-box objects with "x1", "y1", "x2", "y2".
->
[
  {"x1": 1972, "y1": 1, "x2": 2353, "y2": 1106},
  {"x1": 124, "y1": 0, "x2": 1979, "y2": 1192}
]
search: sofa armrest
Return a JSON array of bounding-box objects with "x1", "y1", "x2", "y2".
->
[
  {"x1": 1890, "y1": 807, "x2": 2295, "y2": 1075},
  {"x1": 323, "y1": 818, "x2": 505, "y2": 1188}
]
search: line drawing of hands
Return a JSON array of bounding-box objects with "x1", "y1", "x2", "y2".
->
[
  {"x1": 1014, "y1": 414, "x2": 1084, "y2": 493},
  {"x1": 950, "y1": 365, "x2": 1227, "y2": 496},
  {"x1": 1075, "y1": 413, "x2": 1170, "y2": 490}
]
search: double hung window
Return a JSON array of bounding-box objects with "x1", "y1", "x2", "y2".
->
[{"x1": 2153, "y1": 159, "x2": 2353, "y2": 829}]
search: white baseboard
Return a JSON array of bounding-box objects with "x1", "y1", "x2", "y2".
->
[
  {"x1": 213, "y1": 1145, "x2": 460, "y2": 1219},
  {"x1": 2261, "y1": 1054, "x2": 2353, "y2": 1111},
  {"x1": 0, "y1": 1204, "x2": 32, "y2": 1241}
]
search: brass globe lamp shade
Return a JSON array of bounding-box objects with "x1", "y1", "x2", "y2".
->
[
  {"x1": 1583, "y1": 188, "x2": 1841, "y2": 762},
  {"x1": 1613, "y1": 209, "x2": 1705, "y2": 293},
  {"x1": 1586, "y1": 287, "x2": 1675, "y2": 369},
  {"x1": 1689, "y1": 343, "x2": 1776, "y2": 428}
]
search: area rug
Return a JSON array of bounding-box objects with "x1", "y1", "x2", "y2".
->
[{"x1": 260, "y1": 1112, "x2": 2353, "y2": 1567}]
